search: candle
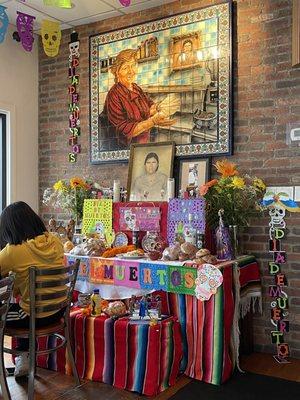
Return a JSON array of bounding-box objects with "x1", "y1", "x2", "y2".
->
[
  {"x1": 113, "y1": 180, "x2": 120, "y2": 202},
  {"x1": 167, "y1": 178, "x2": 175, "y2": 200}
]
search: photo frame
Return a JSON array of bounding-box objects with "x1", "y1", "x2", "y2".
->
[
  {"x1": 89, "y1": 1, "x2": 232, "y2": 163},
  {"x1": 127, "y1": 141, "x2": 175, "y2": 202},
  {"x1": 176, "y1": 157, "x2": 210, "y2": 197}
]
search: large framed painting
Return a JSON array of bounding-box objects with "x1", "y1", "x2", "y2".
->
[{"x1": 90, "y1": 1, "x2": 232, "y2": 163}]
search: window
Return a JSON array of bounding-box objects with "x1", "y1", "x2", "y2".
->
[{"x1": 0, "y1": 113, "x2": 6, "y2": 211}]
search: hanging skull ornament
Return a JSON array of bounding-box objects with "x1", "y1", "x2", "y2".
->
[
  {"x1": 41, "y1": 20, "x2": 61, "y2": 57},
  {"x1": 69, "y1": 41, "x2": 80, "y2": 61},
  {"x1": 0, "y1": 5, "x2": 9, "y2": 44},
  {"x1": 16, "y1": 11, "x2": 36, "y2": 52},
  {"x1": 269, "y1": 206, "x2": 286, "y2": 228}
]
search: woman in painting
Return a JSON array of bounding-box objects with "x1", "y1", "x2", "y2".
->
[
  {"x1": 101, "y1": 49, "x2": 175, "y2": 148},
  {"x1": 131, "y1": 152, "x2": 168, "y2": 201}
]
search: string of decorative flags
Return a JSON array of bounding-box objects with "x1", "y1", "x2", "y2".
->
[
  {"x1": 0, "y1": 0, "x2": 130, "y2": 51},
  {"x1": 262, "y1": 191, "x2": 300, "y2": 364},
  {"x1": 68, "y1": 31, "x2": 81, "y2": 163}
]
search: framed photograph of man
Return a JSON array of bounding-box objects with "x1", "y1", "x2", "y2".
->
[
  {"x1": 127, "y1": 142, "x2": 175, "y2": 202},
  {"x1": 90, "y1": 1, "x2": 232, "y2": 163},
  {"x1": 176, "y1": 158, "x2": 210, "y2": 197}
]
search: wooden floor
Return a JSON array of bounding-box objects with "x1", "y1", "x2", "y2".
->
[
  {"x1": 240, "y1": 353, "x2": 300, "y2": 383},
  {"x1": 2, "y1": 352, "x2": 300, "y2": 399}
]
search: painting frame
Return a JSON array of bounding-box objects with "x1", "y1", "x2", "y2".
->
[
  {"x1": 175, "y1": 157, "x2": 211, "y2": 197},
  {"x1": 127, "y1": 141, "x2": 175, "y2": 202},
  {"x1": 89, "y1": 1, "x2": 233, "y2": 164}
]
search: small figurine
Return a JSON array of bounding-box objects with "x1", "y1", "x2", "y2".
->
[
  {"x1": 155, "y1": 295, "x2": 162, "y2": 319},
  {"x1": 129, "y1": 295, "x2": 136, "y2": 315},
  {"x1": 49, "y1": 216, "x2": 57, "y2": 233},
  {"x1": 139, "y1": 296, "x2": 147, "y2": 319},
  {"x1": 66, "y1": 218, "x2": 75, "y2": 241}
]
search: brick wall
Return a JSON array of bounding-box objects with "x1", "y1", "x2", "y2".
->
[{"x1": 39, "y1": 0, "x2": 300, "y2": 357}]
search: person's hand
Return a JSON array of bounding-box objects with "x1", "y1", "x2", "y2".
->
[{"x1": 151, "y1": 112, "x2": 176, "y2": 127}]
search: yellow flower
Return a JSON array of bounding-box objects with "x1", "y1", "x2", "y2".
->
[
  {"x1": 253, "y1": 178, "x2": 266, "y2": 191},
  {"x1": 231, "y1": 176, "x2": 245, "y2": 188},
  {"x1": 70, "y1": 177, "x2": 89, "y2": 190},
  {"x1": 53, "y1": 180, "x2": 65, "y2": 192},
  {"x1": 214, "y1": 159, "x2": 239, "y2": 177}
]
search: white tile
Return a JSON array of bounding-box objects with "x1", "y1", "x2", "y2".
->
[{"x1": 294, "y1": 186, "x2": 300, "y2": 202}]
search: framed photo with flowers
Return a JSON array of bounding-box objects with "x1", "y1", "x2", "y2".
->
[
  {"x1": 89, "y1": 1, "x2": 233, "y2": 163},
  {"x1": 176, "y1": 157, "x2": 210, "y2": 197}
]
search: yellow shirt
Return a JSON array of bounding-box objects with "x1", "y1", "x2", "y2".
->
[{"x1": 0, "y1": 232, "x2": 67, "y2": 318}]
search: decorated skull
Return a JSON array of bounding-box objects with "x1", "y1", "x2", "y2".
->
[
  {"x1": 69, "y1": 41, "x2": 80, "y2": 61},
  {"x1": 41, "y1": 20, "x2": 61, "y2": 57},
  {"x1": 269, "y1": 206, "x2": 286, "y2": 227},
  {"x1": 0, "y1": 5, "x2": 9, "y2": 44}
]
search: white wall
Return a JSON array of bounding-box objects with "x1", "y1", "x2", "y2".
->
[{"x1": 0, "y1": 25, "x2": 38, "y2": 211}]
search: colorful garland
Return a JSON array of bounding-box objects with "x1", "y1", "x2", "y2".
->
[{"x1": 68, "y1": 31, "x2": 81, "y2": 162}]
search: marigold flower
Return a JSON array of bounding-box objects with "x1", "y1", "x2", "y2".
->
[
  {"x1": 70, "y1": 177, "x2": 89, "y2": 190},
  {"x1": 231, "y1": 176, "x2": 245, "y2": 188},
  {"x1": 206, "y1": 179, "x2": 218, "y2": 188},
  {"x1": 214, "y1": 159, "x2": 239, "y2": 177},
  {"x1": 53, "y1": 180, "x2": 65, "y2": 192},
  {"x1": 199, "y1": 185, "x2": 209, "y2": 196},
  {"x1": 253, "y1": 178, "x2": 266, "y2": 191}
]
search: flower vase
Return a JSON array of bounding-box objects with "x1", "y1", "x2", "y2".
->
[
  {"x1": 229, "y1": 225, "x2": 241, "y2": 259},
  {"x1": 215, "y1": 225, "x2": 233, "y2": 260}
]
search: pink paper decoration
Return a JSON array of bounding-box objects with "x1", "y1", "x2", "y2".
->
[
  {"x1": 114, "y1": 259, "x2": 141, "y2": 289},
  {"x1": 119, "y1": 0, "x2": 131, "y2": 6},
  {"x1": 16, "y1": 11, "x2": 36, "y2": 52},
  {"x1": 195, "y1": 263, "x2": 223, "y2": 301}
]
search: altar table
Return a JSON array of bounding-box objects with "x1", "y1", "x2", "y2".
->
[{"x1": 36, "y1": 255, "x2": 261, "y2": 393}]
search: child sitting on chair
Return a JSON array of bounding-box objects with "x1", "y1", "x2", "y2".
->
[{"x1": 0, "y1": 201, "x2": 67, "y2": 378}]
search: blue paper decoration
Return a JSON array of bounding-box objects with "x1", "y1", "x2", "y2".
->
[{"x1": 0, "y1": 6, "x2": 9, "y2": 44}]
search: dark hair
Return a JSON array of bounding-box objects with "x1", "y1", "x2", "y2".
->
[
  {"x1": 144, "y1": 152, "x2": 159, "y2": 172},
  {"x1": 0, "y1": 201, "x2": 47, "y2": 248},
  {"x1": 183, "y1": 39, "x2": 193, "y2": 47}
]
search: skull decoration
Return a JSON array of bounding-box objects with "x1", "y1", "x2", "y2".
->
[
  {"x1": 119, "y1": 0, "x2": 131, "y2": 6},
  {"x1": 41, "y1": 20, "x2": 61, "y2": 57},
  {"x1": 0, "y1": 5, "x2": 9, "y2": 44},
  {"x1": 195, "y1": 263, "x2": 223, "y2": 301},
  {"x1": 16, "y1": 11, "x2": 36, "y2": 52},
  {"x1": 269, "y1": 206, "x2": 286, "y2": 228},
  {"x1": 69, "y1": 41, "x2": 80, "y2": 61},
  {"x1": 124, "y1": 210, "x2": 137, "y2": 231}
]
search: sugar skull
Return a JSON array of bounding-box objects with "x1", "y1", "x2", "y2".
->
[
  {"x1": 41, "y1": 20, "x2": 61, "y2": 57},
  {"x1": 16, "y1": 11, "x2": 36, "y2": 52},
  {"x1": 124, "y1": 210, "x2": 136, "y2": 231},
  {"x1": 0, "y1": 5, "x2": 9, "y2": 44},
  {"x1": 69, "y1": 41, "x2": 80, "y2": 61},
  {"x1": 195, "y1": 264, "x2": 223, "y2": 301},
  {"x1": 269, "y1": 206, "x2": 286, "y2": 228}
]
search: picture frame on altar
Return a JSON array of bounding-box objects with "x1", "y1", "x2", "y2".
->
[
  {"x1": 127, "y1": 141, "x2": 175, "y2": 202},
  {"x1": 176, "y1": 157, "x2": 210, "y2": 197},
  {"x1": 89, "y1": 1, "x2": 233, "y2": 163}
]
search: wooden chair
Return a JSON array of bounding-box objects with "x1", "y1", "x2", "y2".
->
[
  {"x1": 0, "y1": 275, "x2": 15, "y2": 400},
  {"x1": 1, "y1": 261, "x2": 80, "y2": 400}
]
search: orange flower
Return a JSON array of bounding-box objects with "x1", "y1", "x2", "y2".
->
[
  {"x1": 70, "y1": 177, "x2": 90, "y2": 190},
  {"x1": 214, "y1": 159, "x2": 238, "y2": 177},
  {"x1": 199, "y1": 179, "x2": 218, "y2": 197}
]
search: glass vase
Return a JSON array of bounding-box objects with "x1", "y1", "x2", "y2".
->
[
  {"x1": 215, "y1": 225, "x2": 233, "y2": 260},
  {"x1": 229, "y1": 225, "x2": 241, "y2": 259}
]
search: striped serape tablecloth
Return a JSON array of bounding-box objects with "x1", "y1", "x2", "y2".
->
[{"x1": 36, "y1": 313, "x2": 182, "y2": 396}]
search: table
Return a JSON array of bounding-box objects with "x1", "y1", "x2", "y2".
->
[
  {"x1": 37, "y1": 255, "x2": 261, "y2": 392},
  {"x1": 36, "y1": 313, "x2": 182, "y2": 397}
]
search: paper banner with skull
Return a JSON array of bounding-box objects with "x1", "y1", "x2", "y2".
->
[
  {"x1": 41, "y1": 20, "x2": 61, "y2": 57},
  {"x1": 16, "y1": 11, "x2": 36, "y2": 52},
  {"x1": 0, "y1": 5, "x2": 9, "y2": 44}
]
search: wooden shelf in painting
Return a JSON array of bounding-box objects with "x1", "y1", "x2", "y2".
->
[{"x1": 142, "y1": 84, "x2": 208, "y2": 93}]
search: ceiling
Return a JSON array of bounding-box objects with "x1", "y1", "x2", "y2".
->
[{"x1": 0, "y1": 0, "x2": 176, "y2": 32}]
